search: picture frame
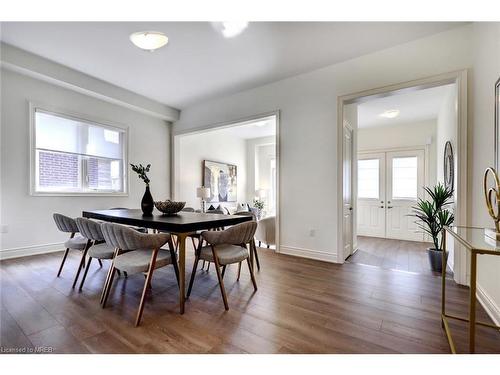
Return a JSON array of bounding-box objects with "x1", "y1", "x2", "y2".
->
[{"x1": 202, "y1": 160, "x2": 237, "y2": 203}]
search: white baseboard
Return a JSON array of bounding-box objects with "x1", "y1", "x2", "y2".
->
[
  {"x1": 0, "y1": 242, "x2": 64, "y2": 261},
  {"x1": 279, "y1": 245, "x2": 338, "y2": 263},
  {"x1": 476, "y1": 283, "x2": 500, "y2": 327}
]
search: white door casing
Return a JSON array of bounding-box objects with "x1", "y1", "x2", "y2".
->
[{"x1": 343, "y1": 124, "x2": 354, "y2": 259}]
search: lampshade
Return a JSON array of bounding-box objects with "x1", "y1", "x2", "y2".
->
[{"x1": 196, "y1": 187, "x2": 211, "y2": 199}]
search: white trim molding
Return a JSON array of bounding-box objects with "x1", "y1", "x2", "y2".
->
[
  {"x1": 280, "y1": 245, "x2": 338, "y2": 263},
  {"x1": 477, "y1": 283, "x2": 500, "y2": 327},
  {"x1": 0, "y1": 42, "x2": 179, "y2": 122},
  {"x1": 337, "y1": 70, "x2": 468, "y2": 287},
  {"x1": 0, "y1": 242, "x2": 64, "y2": 261}
]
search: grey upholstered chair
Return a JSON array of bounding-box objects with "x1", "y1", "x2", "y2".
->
[
  {"x1": 100, "y1": 222, "x2": 178, "y2": 326},
  {"x1": 53, "y1": 213, "x2": 90, "y2": 278},
  {"x1": 233, "y1": 211, "x2": 260, "y2": 271},
  {"x1": 75, "y1": 217, "x2": 118, "y2": 291},
  {"x1": 190, "y1": 208, "x2": 226, "y2": 271},
  {"x1": 187, "y1": 221, "x2": 258, "y2": 310}
]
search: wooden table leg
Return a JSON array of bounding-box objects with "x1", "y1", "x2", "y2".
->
[
  {"x1": 469, "y1": 251, "x2": 477, "y2": 353},
  {"x1": 177, "y1": 232, "x2": 187, "y2": 314}
]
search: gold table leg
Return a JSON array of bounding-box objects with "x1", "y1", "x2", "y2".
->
[
  {"x1": 441, "y1": 229, "x2": 447, "y2": 321},
  {"x1": 469, "y1": 251, "x2": 477, "y2": 353}
]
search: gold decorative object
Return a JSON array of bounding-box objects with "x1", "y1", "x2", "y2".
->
[{"x1": 483, "y1": 167, "x2": 500, "y2": 240}]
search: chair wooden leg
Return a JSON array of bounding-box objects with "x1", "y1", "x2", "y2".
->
[
  {"x1": 253, "y1": 240, "x2": 261, "y2": 271},
  {"x1": 237, "y1": 262, "x2": 242, "y2": 281},
  {"x1": 135, "y1": 248, "x2": 159, "y2": 327},
  {"x1": 78, "y1": 256, "x2": 93, "y2": 291},
  {"x1": 246, "y1": 257, "x2": 258, "y2": 291},
  {"x1": 221, "y1": 265, "x2": 227, "y2": 279},
  {"x1": 117, "y1": 269, "x2": 122, "y2": 277},
  {"x1": 191, "y1": 237, "x2": 197, "y2": 251},
  {"x1": 72, "y1": 240, "x2": 91, "y2": 289},
  {"x1": 187, "y1": 255, "x2": 200, "y2": 298},
  {"x1": 57, "y1": 248, "x2": 70, "y2": 277},
  {"x1": 102, "y1": 267, "x2": 117, "y2": 308},
  {"x1": 207, "y1": 262, "x2": 210, "y2": 271},
  {"x1": 201, "y1": 260, "x2": 206, "y2": 270},
  {"x1": 100, "y1": 248, "x2": 119, "y2": 305},
  {"x1": 98, "y1": 259, "x2": 103, "y2": 267},
  {"x1": 211, "y1": 246, "x2": 229, "y2": 310}
]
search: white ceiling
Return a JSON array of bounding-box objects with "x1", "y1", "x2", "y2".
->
[
  {"x1": 0, "y1": 22, "x2": 465, "y2": 109},
  {"x1": 199, "y1": 116, "x2": 276, "y2": 140},
  {"x1": 357, "y1": 84, "x2": 455, "y2": 129}
]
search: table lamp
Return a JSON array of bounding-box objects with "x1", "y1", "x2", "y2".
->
[{"x1": 196, "y1": 187, "x2": 211, "y2": 213}]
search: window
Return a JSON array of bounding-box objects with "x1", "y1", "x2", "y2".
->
[
  {"x1": 358, "y1": 159, "x2": 379, "y2": 199},
  {"x1": 32, "y1": 107, "x2": 127, "y2": 195},
  {"x1": 392, "y1": 156, "x2": 418, "y2": 200}
]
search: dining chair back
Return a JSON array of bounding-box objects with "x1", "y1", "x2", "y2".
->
[
  {"x1": 187, "y1": 221, "x2": 258, "y2": 310},
  {"x1": 99, "y1": 222, "x2": 178, "y2": 326},
  {"x1": 53, "y1": 213, "x2": 90, "y2": 278}
]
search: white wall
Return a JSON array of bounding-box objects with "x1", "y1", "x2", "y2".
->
[
  {"x1": 174, "y1": 25, "x2": 475, "y2": 263},
  {"x1": 175, "y1": 130, "x2": 247, "y2": 210},
  {"x1": 358, "y1": 120, "x2": 437, "y2": 187},
  {"x1": 436, "y1": 85, "x2": 458, "y2": 186},
  {"x1": 245, "y1": 136, "x2": 275, "y2": 202},
  {"x1": 469, "y1": 23, "x2": 500, "y2": 324},
  {"x1": 0, "y1": 68, "x2": 171, "y2": 258}
]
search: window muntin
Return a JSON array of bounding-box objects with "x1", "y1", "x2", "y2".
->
[
  {"x1": 392, "y1": 156, "x2": 418, "y2": 200},
  {"x1": 33, "y1": 109, "x2": 127, "y2": 194},
  {"x1": 358, "y1": 159, "x2": 379, "y2": 199}
]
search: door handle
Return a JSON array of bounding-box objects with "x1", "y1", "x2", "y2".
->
[
  {"x1": 380, "y1": 206, "x2": 384, "y2": 208},
  {"x1": 348, "y1": 207, "x2": 353, "y2": 211},
  {"x1": 387, "y1": 206, "x2": 393, "y2": 209}
]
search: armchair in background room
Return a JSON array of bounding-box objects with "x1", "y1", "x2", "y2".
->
[{"x1": 255, "y1": 216, "x2": 275, "y2": 249}]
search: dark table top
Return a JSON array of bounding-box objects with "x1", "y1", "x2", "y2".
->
[{"x1": 82, "y1": 209, "x2": 252, "y2": 232}]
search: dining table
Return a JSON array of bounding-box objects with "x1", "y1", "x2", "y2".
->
[{"x1": 82, "y1": 208, "x2": 253, "y2": 314}]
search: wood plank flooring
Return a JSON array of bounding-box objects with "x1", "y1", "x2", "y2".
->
[
  {"x1": 350, "y1": 236, "x2": 442, "y2": 275},
  {"x1": 1, "y1": 246, "x2": 499, "y2": 353}
]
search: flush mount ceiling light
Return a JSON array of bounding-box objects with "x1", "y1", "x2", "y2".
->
[
  {"x1": 212, "y1": 22, "x2": 249, "y2": 38},
  {"x1": 130, "y1": 31, "x2": 168, "y2": 52},
  {"x1": 379, "y1": 109, "x2": 400, "y2": 119}
]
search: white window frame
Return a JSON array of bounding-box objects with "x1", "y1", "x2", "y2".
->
[{"x1": 29, "y1": 102, "x2": 130, "y2": 196}]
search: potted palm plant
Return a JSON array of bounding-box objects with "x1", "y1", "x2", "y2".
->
[{"x1": 411, "y1": 183, "x2": 454, "y2": 273}]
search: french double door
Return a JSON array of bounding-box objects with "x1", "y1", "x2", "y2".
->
[{"x1": 357, "y1": 149, "x2": 425, "y2": 242}]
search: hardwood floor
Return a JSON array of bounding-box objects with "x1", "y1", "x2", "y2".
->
[
  {"x1": 1, "y1": 246, "x2": 499, "y2": 354},
  {"x1": 350, "y1": 236, "x2": 445, "y2": 275}
]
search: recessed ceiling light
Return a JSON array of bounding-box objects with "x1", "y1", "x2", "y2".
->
[
  {"x1": 379, "y1": 109, "x2": 400, "y2": 119},
  {"x1": 211, "y1": 22, "x2": 249, "y2": 38},
  {"x1": 130, "y1": 31, "x2": 168, "y2": 52}
]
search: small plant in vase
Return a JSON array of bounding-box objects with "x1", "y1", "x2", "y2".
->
[
  {"x1": 411, "y1": 183, "x2": 454, "y2": 273},
  {"x1": 253, "y1": 198, "x2": 265, "y2": 220},
  {"x1": 131, "y1": 163, "x2": 154, "y2": 216}
]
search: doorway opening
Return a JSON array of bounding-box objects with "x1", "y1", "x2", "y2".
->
[
  {"x1": 338, "y1": 71, "x2": 467, "y2": 282},
  {"x1": 172, "y1": 112, "x2": 280, "y2": 252}
]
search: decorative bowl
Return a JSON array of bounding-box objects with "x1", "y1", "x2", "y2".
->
[{"x1": 154, "y1": 200, "x2": 186, "y2": 215}]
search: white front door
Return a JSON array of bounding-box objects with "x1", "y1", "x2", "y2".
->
[
  {"x1": 357, "y1": 153, "x2": 386, "y2": 238},
  {"x1": 385, "y1": 150, "x2": 425, "y2": 241},
  {"x1": 357, "y1": 149, "x2": 425, "y2": 242}
]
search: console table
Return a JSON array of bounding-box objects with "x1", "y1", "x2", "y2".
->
[{"x1": 441, "y1": 226, "x2": 500, "y2": 353}]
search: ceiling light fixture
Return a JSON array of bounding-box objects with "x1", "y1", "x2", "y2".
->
[
  {"x1": 379, "y1": 109, "x2": 400, "y2": 119},
  {"x1": 130, "y1": 31, "x2": 168, "y2": 52}
]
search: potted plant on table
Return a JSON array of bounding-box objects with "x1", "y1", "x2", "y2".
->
[
  {"x1": 130, "y1": 163, "x2": 154, "y2": 216},
  {"x1": 253, "y1": 198, "x2": 265, "y2": 220},
  {"x1": 411, "y1": 183, "x2": 454, "y2": 273}
]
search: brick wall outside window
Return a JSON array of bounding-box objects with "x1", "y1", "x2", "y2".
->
[
  {"x1": 88, "y1": 158, "x2": 112, "y2": 189},
  {"x1": 38, "y1": 151, "x2": 79, "y2": 187}
]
